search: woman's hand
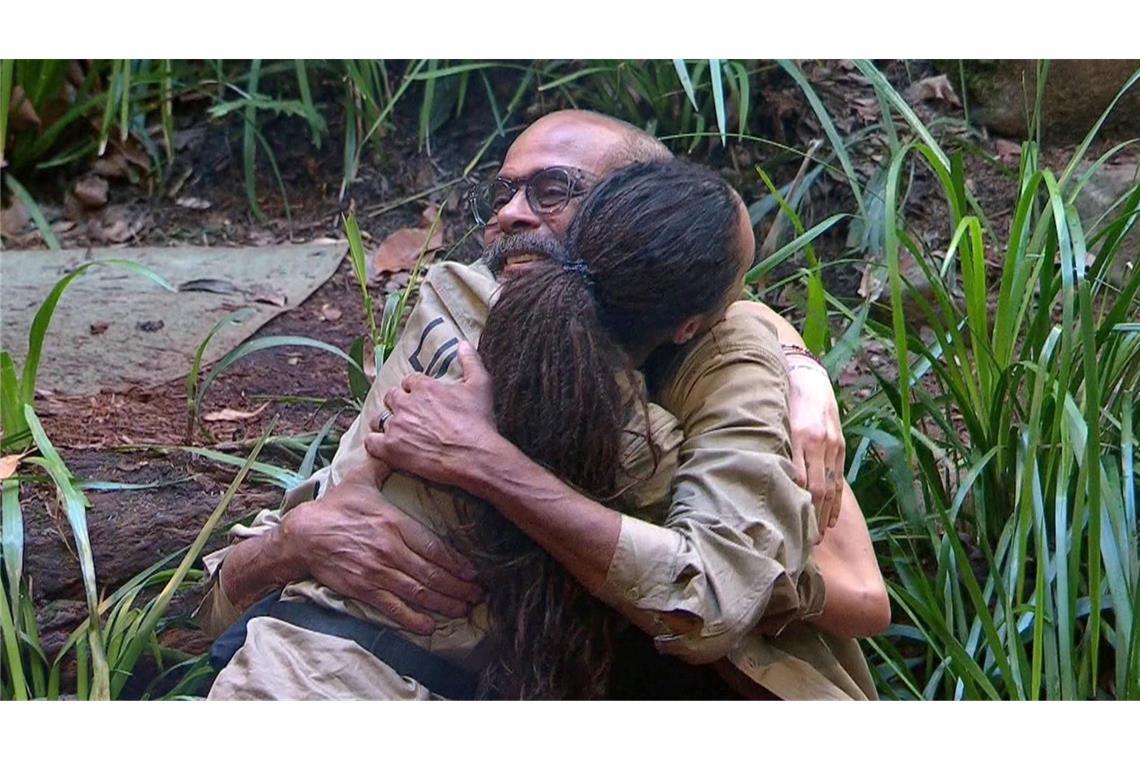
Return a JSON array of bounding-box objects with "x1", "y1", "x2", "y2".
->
[{"x1": 785, "y1": 355, "x2": 845, "y2": 537}]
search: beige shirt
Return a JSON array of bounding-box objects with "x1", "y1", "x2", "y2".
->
[{"x1": 203, "y1": 260, "x2": 875, "y2": 700}]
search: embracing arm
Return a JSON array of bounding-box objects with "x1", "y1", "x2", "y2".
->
[
  {"x1": 370, "y1": 336, "x2": 820, "y2": 664},
  {"x1": 810, "y1": 482, "x2": 891, "y2": 638},
  {"x1": 742, "y1": 300, "x2": 846, "y2": 532},
  {"x1": 194, "y1": 441, "x2": 482, "y2": 639}
]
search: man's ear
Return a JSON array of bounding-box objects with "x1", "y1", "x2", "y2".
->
[{"x1": 671, "y1": 314, "x2": 704, "y2": 345}]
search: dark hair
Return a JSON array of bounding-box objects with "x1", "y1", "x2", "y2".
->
[{"x1": 467, "y1": 160, "x2": 744, "y2": 699}]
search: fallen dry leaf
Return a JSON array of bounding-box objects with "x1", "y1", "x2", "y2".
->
[
  {"x1": 95, "y1": 206, "x2": 147, "y2": 243},
  {"x1": 858, "y1": 261, "x2": 887, "y2": 302},
  {"x1": 385, "y1": 271, "x2": 412, "y2": 293},
  {"x1": 119, "y1": 141, "x2": 152, "y2": 174},
  {"x1": 176, "y1": 196, "x2": 212, "y2": 210},
  {"x1": 250, "y1": 285, "x2": 287, "y2": 307},
  {"x1": 116, "y1": 460, "x2": 149, "y2": 473},
  {"x1": 0, "y1": 454, "x2": 23, "y2": 480},
  {"x1": 9, "y1": 85, "x2": 41, "y2": 129},
  {"x1": 74, "y1": 176, "x2": 109, "y2": 209},
  {"x1": 371, "y1": 226, "x2": 444, "y2": 278},
  {"x1": 93, "y1": 153, "x2": 130, "y2": 179},
  {"x1": 906, "y1": 74, "x2": 962, "y2": 108},
  {"x1": 249, "y1": 229, "x2": 276, "y2": 246},
  {"x1": 173, "y1": 127, "x2": 205, "y2": 153},
  {"x1": 178, "y1": 278, "x2": 241, "y2": 296},
  {"x1": 421, "y1": 203, "x2": 441, "y2": 227},
  {"x1": 994, "y1": 138, "x2": 1022, "y2": 162},
  {"x1": 320, "y1": 303, "x2": 343, "y2": 322},
  {"x1": 89, "y1": 322, "x2": 110, "y2": 335},
  {"x1": 203, "y1": 402, "x2": 271, "y2": 423},
  {"x1": 1, "y1": 199, "x2": 30, "y2": 236}
]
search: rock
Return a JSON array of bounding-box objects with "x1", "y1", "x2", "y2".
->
[
  {"x1": 950, "y1": 60, "x2": 1140, "y2": 143},
  {"x1": 1073, "y1": 161, "x2": 1139, "y2": 285}
]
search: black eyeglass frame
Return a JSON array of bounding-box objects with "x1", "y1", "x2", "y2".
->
[{"x1": 464, "y1": 166, "x2": 596, "y2": 227}]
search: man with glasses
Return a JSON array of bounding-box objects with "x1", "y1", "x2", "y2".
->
[{"x1": 198, "y1": 110, "x2": 887, "y2": 699}]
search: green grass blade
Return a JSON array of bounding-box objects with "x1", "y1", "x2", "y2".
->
[
  {"x1": 1, "y1": 352, "x2": 26, "y2": 452},
  {"x1": 1, "y1": 477, "x2": 23, "y2": 615},
  {"x1": 777, "y1": 60, "x2": 865, "y2": 216},
  {"x1": 731, "y1": 61, "x2": 750, "y2": 139},
  {"x1": 23, "y1": 408, "x2": 110, "y2": 699},
  {"x1": 1059, "y1": 67, "x2": 1140, "y2": 189},
  {"x1": 298, "y1": 414, "x2": 342, "y2": 481},
  {"x1": 746, "y1": 213, "x2": 849, "y2": 284},
  {"x1": 671, "y1": 59, "x2": 698, "y2": 109},
  {"x1": 3, "y1": 173, "x2": 61, "y2": 250},
  {"x1": 242, "y1": 60, "x2": 264, "y2": 221},
  {"x1": 0, "y1": 59, "x2": 13, "y2": 166},
  {"x1": 344, "y1": 213, "x2": 379, "y2": 346},
  {"x1": 709, "y1": 59, "x2": 726, "y2": 146},
  {"x1": 0, "y1": 564, "x2": 28, "y2": 699},
  {"x1": 160, "y1": 60, "x2": 174, "y2": 162},
  {"x1": 250, "y1": 125, "x2": 291, "y2": 226},
  {"x1": 185, "y1": 307, "x2": 256, "y2": 441},
  {"x1": 854, "y1": 59, "x2": 950, "y2": 170},
  {"x1": 294, "y1": 60, "x2": 323, "y2": 149},
  {"x1": 18, "y1": 260, "x2": 173, "y2": 408},
  {"x1": 109, "y1": 427, "x2": 273, "y2": 696},
  {"x1": 194, "y1": 336, "x2": 364, "y2": 416}
]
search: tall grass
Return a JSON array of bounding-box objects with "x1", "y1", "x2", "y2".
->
[
  {"x1": 2, "y1": 59, "x2": 770, "y2": 222},
  {"x1": 0, "y1": 419, "x2": 271, "y2": 699},
  {"x1": 837, "y1": 64, "x2": 1140, "y2": 699}
]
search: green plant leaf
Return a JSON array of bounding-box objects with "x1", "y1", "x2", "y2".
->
[
  {"x1": 20, "y1": 260, "x2": 173, "y2": 411},
  {"x1": 194, "y1": 336, "x2": 364, "y2": 416},
  {"x1": 671, "y1": 59, "x2": 698, "y2": 109},
  {"x1": 3, "y1": 174, "x2": 61, "y2": 250},
  {"x1": 23, "y1": 407, "x2": 110, "y2": 699},
  {"x1": 709, "y1": 59, "x2": 726, "y2": 146}
]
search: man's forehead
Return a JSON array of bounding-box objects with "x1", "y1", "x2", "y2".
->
[{"x1": 499, "y1": 119, "x2": 625, "y2": 178}]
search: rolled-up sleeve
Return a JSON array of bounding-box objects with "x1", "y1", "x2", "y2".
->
[
  {"x1": 595, "y1": 304, "x2": 824, "y2": 664},
  {"x1": 192, "y1": 469, "x2": 328, "y2": 637}
]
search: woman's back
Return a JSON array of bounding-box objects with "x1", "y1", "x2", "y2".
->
[{"x1": 277, "y1": 261, "x2": 682, "y2": 669}]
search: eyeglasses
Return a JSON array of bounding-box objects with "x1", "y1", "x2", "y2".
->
[{"x1": 465, "y1": 166, "x2": 596, "y2": 226}]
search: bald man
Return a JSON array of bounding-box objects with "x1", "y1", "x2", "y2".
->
[{"x1": 198, "y1": 111, "x2": 888, "y2": 699}]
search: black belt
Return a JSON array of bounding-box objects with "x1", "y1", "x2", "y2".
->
[{"x1": 209, "y1": 592, "x2": 478, "y2": 700}]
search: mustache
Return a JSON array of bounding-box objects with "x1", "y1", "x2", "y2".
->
[{"x1": 482, "y1": 232, "x2": 568, "y2": 275}]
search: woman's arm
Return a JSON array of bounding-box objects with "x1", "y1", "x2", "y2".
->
[
  {"x1": 734, "y1": 301, "x2": 846, "y2": 533},
  {"x1": 809, "y1": 481, "x2": 891, "y2": 638}
]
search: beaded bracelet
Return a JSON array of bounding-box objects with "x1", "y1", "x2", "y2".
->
[
  {"x1": 779, "y1": 344, "x2": 825, "y2": 376},
  {"x1": 781, "y1": 344, "x2": 825, "y2": 367}
]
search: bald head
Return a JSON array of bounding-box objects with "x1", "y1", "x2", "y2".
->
[
  {"x1": 483, "y1": 110, "x2": 674, "y2": 248},
  {"x1": 511, "y1": 110, "x2": 672, "y2": 175}
]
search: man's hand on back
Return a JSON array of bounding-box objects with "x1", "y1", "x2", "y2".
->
[
  {"x1": 221, "y1": 456, "x2": 483, "y2": 636},
  {"x1": 364, "y1": 341, "x2": 499, "y2": 492}
]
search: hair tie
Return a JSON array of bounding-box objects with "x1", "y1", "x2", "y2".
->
[{"x1": 562, "y1": 259, "x2": 595, "y2": 288}]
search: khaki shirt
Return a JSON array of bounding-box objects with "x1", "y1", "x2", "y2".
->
[{"x1": 202, "y1": 261, "x2": 875, "y2": 700}]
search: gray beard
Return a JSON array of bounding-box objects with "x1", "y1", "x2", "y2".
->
[{"x1": 481, "y1": 231, "x2": 568, "y2": 277}]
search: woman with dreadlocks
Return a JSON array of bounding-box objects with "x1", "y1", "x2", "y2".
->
[
  {"x1": 461, "y1": 159, "x2": 756, "y2": 698},
  {"x1": 208, "y1": 159, "x2": 845, "y2": 701}
]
